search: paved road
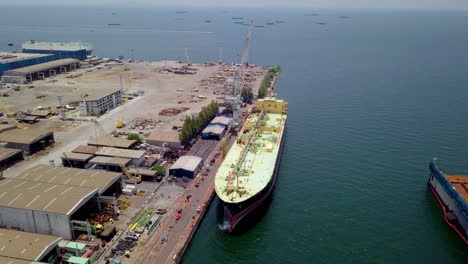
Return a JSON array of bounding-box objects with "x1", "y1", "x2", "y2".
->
[
  {"x1": 188, "y1": 139, "x2": 218, "y2": 160},
  {"x1": 132, "y1": 135, "x2": 235, "y2": 264}
]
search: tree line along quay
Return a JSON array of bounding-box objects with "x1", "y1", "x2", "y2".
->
[
  {"x1": 179, "y1": 101, "x2": 220, "y2": 147},
  {"x1": 258, "y1": 66, "x2": 281, "y2": 99}
]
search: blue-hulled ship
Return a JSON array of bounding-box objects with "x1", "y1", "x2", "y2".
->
[{"x1": 428, "y1": 159, "x2": 468, "y2": 244}]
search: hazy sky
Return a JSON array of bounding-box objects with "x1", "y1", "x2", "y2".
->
[{"x1": 3, "y1": 0, "x2": 468, "y2": 9}]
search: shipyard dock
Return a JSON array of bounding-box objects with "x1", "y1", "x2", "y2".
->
[{"x1": 0, "y1": 39, "x2": 277, "y2": 263}]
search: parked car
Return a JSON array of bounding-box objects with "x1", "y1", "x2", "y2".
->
[
  {"x1": 125, "y1": 231, "x2": 141, "y2": 241},
  {"x1": 156, "y1": 208, "x2": 167, "y2": 215}
]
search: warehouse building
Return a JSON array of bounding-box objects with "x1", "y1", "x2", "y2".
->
[
  {"x1": 88, "y1": 135, "x2": 137, "y2": 149},
  {"x1": 1, "y1": 59, "x2": 80, "y2": 83},
  {"x1": 88, "y1": 156, "x2": 131, "y2": 172},
  {"x1": 0, "y1": 228, "x2": 62, "y2": 263},
  {"x1": 0, "y1": 123, "x2": 16, "y2": 133},
  {"x1": 0, "y1": 256, "x2": 37, "y2": 264},
  {"x1": 0, "y1": 128, "x2": 54, "y2": 155},
  {"x1": 201, "y1": 124, "x2": 226, "y2": 140},
  {"x1": 0, "y1": 52, "x2": 55, "y2": 77},
  {"x1": 61, "y1": 152, "x2": 94, "y2": 168},
  {"x1": 210, "y1": 115, "x2": 233, "y2": 127},
  {"x1": 128, "y1": 168, "x2": 159, "y2": 182},
  {"x1": 0, "y1": 178, "x2": 99, "y2": 240},
  {"x1": 15, "y1": 164, "x2": 123, "y2": 195},
  {"x1": 22, "y1": 41, "x2": 92, "y2": 60},
  {"x1": 169, "y1": 155, "x2": 203, "y2": 178},
  {"x1": 0, "y1": 147, "x2": 24, "y2": 169},
  {"x1": 95, "y1": 147, "x2": 145, "y2": 166},
  {"x1": 79, "y1": 89, "x2": 123, "y2": 116},
  {"x1": 72, "y1": 145, "x2": 98, "y2": 155},
  {"x1": 146, "y1": 131, "x2": 182, "y2": 149}
]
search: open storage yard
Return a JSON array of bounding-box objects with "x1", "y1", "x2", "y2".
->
[{"x1": 1, "y1": 61, "x2": 266, "y2": 177}]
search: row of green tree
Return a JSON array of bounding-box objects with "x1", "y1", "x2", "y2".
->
[
  {"x1": 241, "y1": 87, "x2": 254, "y2": 103},
  {"x1": 179, "y1": 101, "x2": 219, "y2": 146},
  {"x1": 258, "y1": 66, "x2": 281, "y2": 99}
]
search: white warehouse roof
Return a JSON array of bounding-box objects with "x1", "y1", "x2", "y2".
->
[
  {"x1": 95, "y1": 147, "x2": 145, "y2": 160},
  {"x1": 22, "y1": 41, "x2": 92, "y2": 52},
  {"x1": 170, "y1": 155, "x2": 203, "y2": 172},
  {"x1": 210, "y1": 116, "x2": 232, "y2": 126},
  {"x1": 3, "y1": 59, "x2": 79, "y2": 76},
  {"x1": 15, "y1": 164, "x2": 122, "y2": 194},
  {"x1": 0, "y1": 228, "x2": 62, "y2": 261},
  {"x1": 0, "y1": 178, "x2": 98, "y2": 215}
]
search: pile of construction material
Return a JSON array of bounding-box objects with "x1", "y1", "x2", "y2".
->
[
  {"x1": 89, "y1": 213, "x2": 113, "y2": 226},
  {"x1": 130, "y1": 118, "x2": 159, "y2": 130},
  {"x1": 159, "y1": 107, "x2": 189, "y2": 116}
]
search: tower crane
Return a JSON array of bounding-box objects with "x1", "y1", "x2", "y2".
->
[
  {"x1": 116, "y1": 72, "x2": 131, "y2": 128},
  {"x1": 229, "y1": 20, "x2": 254, "y2": 123},
  {"x1": 240, "y1": 20, "x2": 254, "y2": 66},
  {"x1": 184, "y1": 47, "x2": 192, "y2": 66}
]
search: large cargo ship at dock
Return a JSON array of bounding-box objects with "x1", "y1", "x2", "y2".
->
[
  {"x1": 428, "y1": 159, "x2": 468, "y2": 244},
  {"x1": 215, "y1": 97, "x2": 287, "y2": 233}
]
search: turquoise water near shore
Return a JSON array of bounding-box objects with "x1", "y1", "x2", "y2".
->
[{"x1": 1, "y1": 6, "x2": 468, "y2": 263}]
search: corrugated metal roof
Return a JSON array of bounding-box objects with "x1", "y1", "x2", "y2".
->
[
  {"x1": 146, "y1": 131, "x2": 180, "y2": 143},
  {"x1": 15, "y1": 164, "x2": 122, "y2": 194},
  {"x1": 61, "y1": 152, "x2": 93, "y2": 161},
  {"x1": 0, "y1": 128, "x2": 52, "y2": 145},
  {"x1": 88, "y1": 156, "x2": 131, "y2": 166},
  {"x1": 0, "y1": 147, "x2": 22, "y2": 161},
  {"x1": 95, "y1": 147, "x2": 145, "y2": 160},
  {"x1": 170, "y1": 155, "x2": 202, "y2": 172},
  {"x1": 0, "y1": 228, "x2": 61, "y2": 262},
  {"x1": 0, "y1": 52, "x2": 51, "y2": 64},
  {"x1": 0, "y1": 178, "x2": 98, "y2": 215},
  {"x1": 0, "y1": 123, "x2": 17, "y2": 134},
  {"x1": 3, "y1": 59, "x2": 79, "y2": 75},
  {"x1": 88, "y1": 135, "x2": 135, "y2": 149},
  {"x1": 82, "y1": 89, "x2": 122, "y2": 101},
  {"x1": 210, "y1": 116, "x2": 233, "y2": 126},
  {"x1": 128, "y1": 168, "x2": 157, "y2": 177},
  {"x1": 0, "y1": 256, "x2": 35, "y2": 264},
  {"x1": 29, "y1": 110, "x2": 53, "y2": 117},
  {"x1": 22, "y1": 41, "x2": 92, "y2": 52},
  {"x1": 202, "y1": 124, "x2": 225, "y2": 135},
  {"x1": 72, "y1": 145, "x2": 98, "y2": 154}
]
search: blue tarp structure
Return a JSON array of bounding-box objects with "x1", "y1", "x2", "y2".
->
[{"x1": 201, "y1": 124, "x2": 226, "y2": 139}]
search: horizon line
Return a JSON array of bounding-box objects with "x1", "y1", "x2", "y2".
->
[{"x1": 0, "y1": 3, "x2": 468, "y2": 10}]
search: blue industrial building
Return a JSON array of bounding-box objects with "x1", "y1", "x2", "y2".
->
[
  {"x1": 201, "y1": 124, "x2": 226, "y2": 140},
  {"x1": 0, "y1": 52, "x2": 56, "y2": 77},
  {"x1": 22, "y1": 41, "x2": 92, "y2": 61}
]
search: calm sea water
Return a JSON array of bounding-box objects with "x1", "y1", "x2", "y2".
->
[{"x1": 1, "y1": 6, "x2": 468, "y2": 263}]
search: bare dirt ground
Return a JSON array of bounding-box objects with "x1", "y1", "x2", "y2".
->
[{"x1": 3, "y1": 61, "x2": 266, "y2": 179}]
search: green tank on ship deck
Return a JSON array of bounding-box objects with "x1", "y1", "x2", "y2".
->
[{"x1": 215, "y1": 97, "x2": 287, "y2": 203}]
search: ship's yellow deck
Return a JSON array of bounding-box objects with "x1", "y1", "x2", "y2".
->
[{"x1": 215, "y1": 111, "x2": 286, "y2": 203}]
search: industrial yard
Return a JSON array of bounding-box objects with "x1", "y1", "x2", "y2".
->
[
  {"x1": 1, "y1": 59, "x2": 266, "y2": 176},
  {"x1": 0, "y1": 37, "x2": 272, "y2": 263}
]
